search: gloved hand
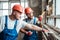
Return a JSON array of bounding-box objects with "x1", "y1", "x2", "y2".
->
[
  {"x1": 38, "y1": 15, "x2": 43, "y2": 21},
  {"x1": 26, "y1": 31, "x2": 33, "y2": 36}
]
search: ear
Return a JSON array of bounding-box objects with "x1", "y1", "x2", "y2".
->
[{"x1": 12, "y1": 11, "x2": 15, "y2": 15}]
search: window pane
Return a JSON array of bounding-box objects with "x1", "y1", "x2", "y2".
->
[
  {"x1": 21, "y1": 2, "x2": 24, "y2": 8},
  {"x1": 0, "y1": 10, "x2": 3, "y2": 16},
  {"x1": 3, "y1": 10, "x2": 8, "y2": 16},
  {"x1": 25, "y1": 2, "x2": 28, "y2": 8},
  {"x1": 56, "y1": 0, "x2": 60, "y2": 15},
  {"x1": 47, "y1": 18, "x2": 54, "y2": 26},
  {"x1": 0, "y1": 0, "x2": 8, "y2": 1},
  {"x1": 0, "y1": 2, "x2": 8, "y2": 9},
  {"x1": 11, "y1": 3, "x2": 20, "y2": 9},
  {"x1": 21, "y1": 0, "x2": 28, "y2": 8},
  {"x1": 3, "y1": 2, "x2": 8, "y2": 9},
  {"x1": 0, "y1": 2, "x2": 3, "y2": 9},
  {"x1": 56, "y1": 19, "x2": 60, "y2": 28}
]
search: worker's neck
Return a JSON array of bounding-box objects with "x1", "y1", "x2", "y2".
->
[
  {"x1": 9, "y1": 15, "x2": 16, "y2": 21},
  {"x1": 28, "y1": 17, "x2": 33, "y2": 20}
]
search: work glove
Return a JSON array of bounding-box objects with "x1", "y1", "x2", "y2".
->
[
  {"x1": 38, "y1": 15, "x2": 43, "y2": 21},
  {"x1": 26, "y1": 31, "x2": 33, "y2": 36}
]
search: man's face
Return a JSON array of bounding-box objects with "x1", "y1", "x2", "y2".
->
[
  {"x1": 13, "y1": 10, "x2": 22, "y2": 20},
  {"x1": 27, "y1": 12, "x2": 33, "y2": 19}
]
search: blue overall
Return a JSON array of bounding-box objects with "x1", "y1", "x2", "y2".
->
[
  {"x1": 23, "y1": 17, "x2": 38, "y2": 40},
  {"x1": 0, "y1": 16, "x2": 18, "y2": 40}
]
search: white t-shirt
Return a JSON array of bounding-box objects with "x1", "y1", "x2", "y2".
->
[
  {"x1": 0, "y1": 16, "x2": 27, "y2": 33},
  {"x1": 24, "y1": 17, "x2": 38, "y2": 25}
]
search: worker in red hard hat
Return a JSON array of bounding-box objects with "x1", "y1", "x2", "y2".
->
[
  {"x1": 25, "y1": 7, "x2": 33, "y2": 19},
  {"x1": 0, "y1": 4, "x2": 48, "y2": 40},
  {"x1": 0, "y1": 4, "x2": 23, "y2": 40},
  {"x1": 20, "y1": 7, "x2": 38, "y2": 40},
  {"x1": 12, "y1": 4, "x2": 23, "y2": 19},
  {"x1": 20, "y1": 7, "x2": 48, "y2": 40}
]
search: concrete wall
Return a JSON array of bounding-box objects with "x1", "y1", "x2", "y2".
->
[{"x1": 28, "y1": 0, "x2": 42, "y2": 17}]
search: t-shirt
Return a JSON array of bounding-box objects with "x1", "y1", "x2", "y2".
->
[
  {"x1": 24, "y1": 17, "x2": 38, "y2": 25},
  {"x1": 0, "y1": 16, "x2": 27, "y2": 33}
]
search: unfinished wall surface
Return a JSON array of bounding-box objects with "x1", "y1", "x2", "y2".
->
[{"x1": 28, "y1": 0, "x2": 42, "y2": 17}]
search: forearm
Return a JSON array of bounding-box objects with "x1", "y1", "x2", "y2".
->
[
  {"x1": 32, "y1": 25, "x2": 48, "y2": 32},
  {"x1": 32, "y1": 25, "x2": 43, "y2": 31},
  {"x1": 25, "y1": 24, "x2": 43, "y2": 31},
  {"x1": 41, "y1": 11, "x2": 45, "y2": 16},
  {"x1": 20, "y1": 28, "x2": 28, "y2": 34},
  {"x1": 25, "y1": 24, "x2": 47, "y2": 32}
]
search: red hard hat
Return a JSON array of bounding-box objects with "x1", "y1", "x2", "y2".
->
[
  {"x1": 25, "y1": 7, "x2": 33, "y2": 15},
  {"x1": 12, "y1": 4, "x2": 23, "y2": 13}
]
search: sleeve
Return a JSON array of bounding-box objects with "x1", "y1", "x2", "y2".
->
[
  {"x1": 0, "y1": 16, "x2": 5, "y2": 32},
  {"x1": 21, "y1": 21, "x2": 28, "y2": 28}
]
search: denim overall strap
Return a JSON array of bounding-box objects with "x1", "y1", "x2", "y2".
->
[
  {"x1": 33, "y1": 17, "x2": 36, "y2": 25},
  {"x1": 14, "y1": 20, "x2": 17, "y2": 29},
  {"x1": 5, "y1": 16, "x2": 8, "y2": 28},
  {"x1": 5, "y1": 16, "x2": 17, "y2": 29},
  {"x1": 25, "y1": 18, "x2": 27, "y2": 22}
]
